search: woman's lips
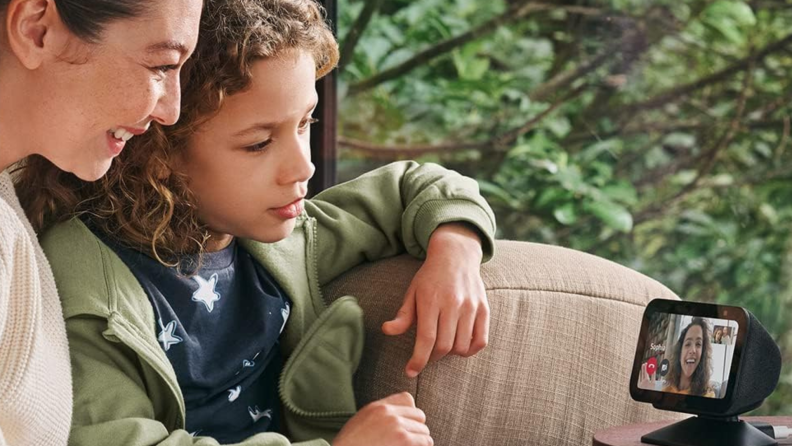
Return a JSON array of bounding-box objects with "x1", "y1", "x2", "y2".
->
[
  {"x1": 270, "y1": 198, "x2": 304, "y2": 220},
  {"x1": 106, "y1": 132, "x2": 126, "y2": 157}
]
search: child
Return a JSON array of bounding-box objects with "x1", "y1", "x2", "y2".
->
[{"x1": 18, "y1": 0, "x2": 496, "y2": 444}]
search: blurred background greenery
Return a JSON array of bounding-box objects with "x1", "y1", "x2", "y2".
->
[{"x1": 335, "y1": 0, "x2": 792, "y2": 414}]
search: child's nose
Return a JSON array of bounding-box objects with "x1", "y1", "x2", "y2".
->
[{"x1": 278, "y1": 139, "x2": 315, "y2": 185}]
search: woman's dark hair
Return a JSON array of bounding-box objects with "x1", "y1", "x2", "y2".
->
[
  {"x1": 665, "y1": 317, "x2": 712, "y2": 396},
  {"x1": 1, "y1": 0, "x2": 149, "y2": 42}
]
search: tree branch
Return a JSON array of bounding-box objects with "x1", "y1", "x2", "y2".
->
[
  {"x1": 347, "y1": 2, "x2": 605, "y2": 96},
  {"x1": 529, "y1": 50, "x2": 613, "y2": 101},
  {"x1": 566, "y1": 118, "x2": 787, "y2": 144},
  {"x1": 774, "y1": 115, "x2": 790, "y2": 165},
  {"x1": 620, "y1": 33, "x2": 792, "y2": 116},
  {"x1": 338, "y1": 0, "x2": 384, "y2": 72},
  {"x1": 633, "y1": 56, "x2": 756, "y2": 225},
  {"x1": 339, "y1": 84, "x2": 587, "y2": 159}
]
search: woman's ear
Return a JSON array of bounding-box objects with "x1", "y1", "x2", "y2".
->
[{"x1": 5, "y1": 0, "x2": 68, "y2": 69}]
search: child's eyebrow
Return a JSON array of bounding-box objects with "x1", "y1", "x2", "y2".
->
[
  {"x1": 234, "y1": 122, "x2": 276, "y2": 137},
  {"x1": 233, "y1": 100, "x2": 319, "y2": 137}
]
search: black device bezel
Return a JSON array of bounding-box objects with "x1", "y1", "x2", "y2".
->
[{"x1": 629, "y1": 299, "x2": 749, "y2": 415}]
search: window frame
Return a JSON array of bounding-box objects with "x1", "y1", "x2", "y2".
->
[{"x1": 308, "y1": 0, "x2": 338, "y2": 196}]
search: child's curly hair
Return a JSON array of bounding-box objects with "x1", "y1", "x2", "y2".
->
[{"x1": 15, "y1": 0, "x2": 338, "y2": 267}]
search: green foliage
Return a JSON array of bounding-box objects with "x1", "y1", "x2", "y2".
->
[{"x1": 338, "y1": 0, "x2": 792, "y2": 414}]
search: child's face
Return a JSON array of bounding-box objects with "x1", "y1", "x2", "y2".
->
[{"x1": 176, "y1": 50, "x2": 317, "y2": 249}]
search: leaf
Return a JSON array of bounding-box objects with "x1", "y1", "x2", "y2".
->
[
  {"x1": 529, "y1": 159, "x2": 559, "y2": 174},
  {"x1": 507, "y1": 143, "x2": 533, "y2": 158},
  {"x1": 663, "y1": 133, "x2": 696, "y2": 149},
  {"x1": 553, "y1": 203, "x2": 578, "y2": 225},
  {"x1": 602, "y1": 182, "x2": 639, "y2": 205},
  {"x1": 759, "y1": 203, "x2": 779, "y2": 225},
  {"x1": 452, "y1": 45, "x2": 490, "y2": 81},
  {"x1": 702, "y1": 1, "x2": 756, "y2": 45},
  {"x1": 535, "y1": 188, "x2": 571, "y2": 209},
  {"x1": 580, "y1": 139, "x2": 622, "y2": 163},
  {"x1": 363, "y1": 36, "x2": 394, "y2": 68},
  {"x1": 673, "y1": 170, "x2": 698, "y2": 186},
  {"x1": 477, "y1": 180, "x2": 520, "y2": 208},
  {"x1": 585, "y1": 200, "x2": 634, "y2": 232},
  {"x1": 545, "y1": 117, "x2": 572, "y2": 138}
]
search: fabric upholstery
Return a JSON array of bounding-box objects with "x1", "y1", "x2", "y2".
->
[{"x1": 323, "y1": 240, "x2": 685, "y2": 446}]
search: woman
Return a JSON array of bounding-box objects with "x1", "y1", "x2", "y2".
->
[
  {"x1": 662, "y1": 317, "x2": 716, "y2": 397},
  {"x1": 713, "y1": 327, "x2": 723, "y2": 344},
  {"x1": 0, "y1": 0, "x2": 201, "y2": 444}
]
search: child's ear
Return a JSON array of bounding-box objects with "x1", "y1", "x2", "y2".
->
[{"x1": 5, "y1": 0, "x2": 72, "y2": 70}]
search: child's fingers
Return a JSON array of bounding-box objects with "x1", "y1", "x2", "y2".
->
[
  {"x1": 399, "y1": 417, "x2": 431, "y2": 436},
  {"x1": 452, "y1": 295, "x2": 485, "y2": 357},
  {"x1": 382, "y1": 289, "x2": 417, "y2": 336},
  {"x1": 387, "y1": 404, "x2": 427, "y2": 424},
  {"x1": 468, "y1": 303, "x2": 490, "y2": 356},
  {"x1": 380, "y1": 391, "x2": 417, "y2": 408},
  {"x1": 429, "y1": 308, "x2": 458, "y2": 362},
  {"x1": 406, "y1": 302, "x2": 439, "y2": 378}
]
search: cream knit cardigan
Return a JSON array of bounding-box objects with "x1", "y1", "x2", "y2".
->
[{"x1": 0, "y1": 171, "x2": 72, "y2": 445}]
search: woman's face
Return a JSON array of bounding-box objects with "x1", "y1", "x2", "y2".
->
[
  {"x1": 680, "y1": 324, "x2": 704, "y2": 378},
  {"x1": 8, "y1": 0, "x2": 201, "y2": 180}
]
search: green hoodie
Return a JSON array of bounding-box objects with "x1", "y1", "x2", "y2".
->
[{"x1": 40, "y1": 161, "x2": 496, "y2": 446}]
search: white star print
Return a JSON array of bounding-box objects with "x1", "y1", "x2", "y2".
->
[
  {"x1": 228, "y1": 385, "x2": 241, "y2": 402},
  {"x1": 191, "y1": 273, "x2": 221, "y2": 312},
  {"x1": 248, "y1": 406, "x2": 272, "y2": 423},
  {"x1": 280, "y1": 303, "x2": 290, "y2": 334},
  {"x1": 157, "y1": 319, "x2": 183, "y2": 351}
]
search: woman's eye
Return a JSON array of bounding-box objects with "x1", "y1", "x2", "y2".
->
[
  {"x1": 158, "y1": 64, "x2": 179, "y2": 73},
  {"x1": 245, "y1": 139, "x2": 273, "y2": 153},
  {"x1": 150, "y1": 65, "x2": 179, "y2": 78},
  {"x1": 299, "y1": 117, "x2": 320, "y2": 132}
]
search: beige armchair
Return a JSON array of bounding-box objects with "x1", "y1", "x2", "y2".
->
[{"x1": 323, "y1": 240, "x2": 685, "y2": 446}]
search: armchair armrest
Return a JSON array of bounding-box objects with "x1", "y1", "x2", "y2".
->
[{"x1": 322, "y1": 240, "x2": 684, "y2": 446}]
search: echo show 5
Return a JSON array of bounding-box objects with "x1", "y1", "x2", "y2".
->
[{"x1": 630, "y1": 299, "x2": 781, "y2": 418}]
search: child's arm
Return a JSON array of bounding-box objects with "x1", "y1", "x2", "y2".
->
[
  {"x1": 307, "y1": 161, "x2": 496, "y2": 377},
  {"x1": 382, "y1": 222, "x2": 488, "y2": 377}
]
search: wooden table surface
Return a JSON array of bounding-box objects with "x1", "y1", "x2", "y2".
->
[{"x1": 593, "y1": 416, "x2": 792, "y2": 446}]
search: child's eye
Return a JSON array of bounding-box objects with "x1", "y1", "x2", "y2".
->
[
  {"x1": 298, "y1": 117, "x2": 319, "y2": 132},
  {"x1": 245, "y1": 139, "x2": 273, "y2": 153}
]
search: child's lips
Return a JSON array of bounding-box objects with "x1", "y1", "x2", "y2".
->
[{"x1": 270, "y1": 198, "x2": 304, "y2": 219}]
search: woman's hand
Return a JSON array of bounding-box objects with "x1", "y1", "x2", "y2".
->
[
  {"x1": 382, "y1": 223, "x2": 489, "y2": 378},
  {"x1": 333, "y1": 392, "x2": 433, "y2": 446}
]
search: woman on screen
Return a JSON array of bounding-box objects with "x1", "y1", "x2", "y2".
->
[
  {"x1": 663, "y1": 317, "x2": 716, "y2": 397},
  {"x1": 713, "y1": 327, "x2": 723, "y2": 344}
]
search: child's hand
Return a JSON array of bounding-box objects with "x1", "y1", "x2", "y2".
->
[
  {"x1": 382, "y1": 223, "x2": 488, "y2": 378},
  {"x1": 333, "y1": 392, "x2": 433, "y2": 446}
]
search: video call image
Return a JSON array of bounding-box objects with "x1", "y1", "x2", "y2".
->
[{"x1": 637, "y1": 313, "x2": 738, "y2": 399}]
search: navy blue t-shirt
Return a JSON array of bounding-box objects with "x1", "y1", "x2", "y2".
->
[{"x1": 97, "y1": 233, "x2": 291, "y2": 443}]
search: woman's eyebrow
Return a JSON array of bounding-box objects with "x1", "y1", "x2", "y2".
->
[{"x1": 147, "y1": 40, "x2": 189, "y2": 57}]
